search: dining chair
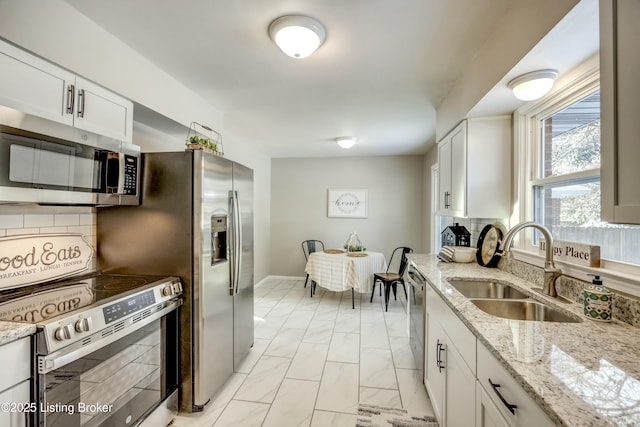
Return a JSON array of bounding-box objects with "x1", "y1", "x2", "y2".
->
[
  {"x1": 370, "y1": 246, "x2": 413, "y2": 311},
  {"x1": 302, "y1": 240, "x2": 324, "y2": 289}
]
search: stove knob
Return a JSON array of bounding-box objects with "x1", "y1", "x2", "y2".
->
[
  {"x1": 162, "y1": 286, "x2": 174, "y2": 297},
  {"x1": 54, "y1": 324, "x2": 74, "y2": 341},
  {"x1": 75, "y1": 317, "x2": 92, "y2": 333}
]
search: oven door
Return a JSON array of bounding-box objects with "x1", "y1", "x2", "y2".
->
[{"x1": 35, "y1": 306, "x2": 179, "y2": 427}]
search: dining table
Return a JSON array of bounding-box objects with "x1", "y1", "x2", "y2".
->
[{"x1": 304, "y1": 249, "x2": 387, "y2": 308}]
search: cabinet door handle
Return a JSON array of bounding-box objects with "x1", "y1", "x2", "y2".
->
[
  {"x1": 444, "y1": 191, "x2": 451, "y2": 209},
  {"x1": 77, "y1": 89, "x2": 85, "y2": 118},
  {"x1": 436, "y1": 339, "x2": 445, "y2": 372},
  {"x1": 488, "y1": 378, "x2": 517, "y2": 415},
  {"x1": 66, "y1": 84, "x2": 75, "y2": 114}
]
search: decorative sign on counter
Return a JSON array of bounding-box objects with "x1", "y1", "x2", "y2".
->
[
  {"x1": 0, "y1": 234, "x2": 94, "y2": 290},
  {"x1": 539, "y1": 238, "x2": 600, "y2": 268}
]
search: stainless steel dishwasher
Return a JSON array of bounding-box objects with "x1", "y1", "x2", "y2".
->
[{"x1": 406, "y1": 263, "x2": 426, "y2": 379}]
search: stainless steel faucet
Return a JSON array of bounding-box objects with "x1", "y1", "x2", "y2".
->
[{"x1": 499, "y1": 221, "x2": 562, "y2": 298}]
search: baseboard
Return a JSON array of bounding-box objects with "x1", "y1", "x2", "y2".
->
[{"x1": 255, "y1": 275, "x2": 304, "y2": 288}]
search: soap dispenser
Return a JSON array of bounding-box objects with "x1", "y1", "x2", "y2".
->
[{"x1": 583, "y1": 274, "x2": 613, "y2": 322}]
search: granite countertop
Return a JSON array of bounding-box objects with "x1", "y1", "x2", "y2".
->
[
  {"x1": 408, "y1": 253, "x2": 640, "y2": 427},
  {"x1": 0, "y1": 321, "x2": 36, "y2": 346}
]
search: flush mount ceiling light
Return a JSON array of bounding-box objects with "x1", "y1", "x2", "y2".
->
[
  {"x1": 336, "y1": 137, "x2": 357, "y2": 149},
  {"x1": 507, "y1": 69, "x2": 559, "y2": 101},
  {"x1": 268, "y1": 15, "x2": 326, "y2": 59}
]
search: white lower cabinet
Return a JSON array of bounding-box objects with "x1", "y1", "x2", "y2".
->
[
  {"x1": 476, "y1": 381, "x2": 511, "y2": 427},
  {"x1": 0, "y1": 380, "x2": 30, "y2": 427},
  {"x1": 425, "y1": 286, "x2": 556, "y2": 427},
  {"x1": 476, "y1": 341, "x2": 555, "y2": 427},
  {"x1": 444, "y1": 339, "x2": 476, "y2": 427},
  {"x1": 0, "y1": 337, "x2": 31, "y2": 427},
  {"x1": 425, "y1": 315, "x2": 446, "y2": 422},
  {"x1": 425, "y1": 287, "x2": 476, "y2": 427}
]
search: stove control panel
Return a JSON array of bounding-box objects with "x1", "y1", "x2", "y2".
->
[
  {"x1": 103, "y1": 290, "x2": 156, "y2": 324},
  {"x1": 38, "y1": 276, "x2": 182, "y2": 353}
]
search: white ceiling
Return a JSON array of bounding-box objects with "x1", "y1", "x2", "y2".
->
[{"x1": 62, "y1": 0, "x2": 598, "y2": 158}]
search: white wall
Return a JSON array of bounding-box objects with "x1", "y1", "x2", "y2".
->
[{"x1": 270, "y1": 156, "x2": 425, "y2": 277}]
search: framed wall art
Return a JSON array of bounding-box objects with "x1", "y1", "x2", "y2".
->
[{"x1": 327, "y1": 188, "x2": 368, "y2": 218}]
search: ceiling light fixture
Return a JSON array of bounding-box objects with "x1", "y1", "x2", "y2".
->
[
  {"x1": 268, "y1": 15, "x2": 326, "y2": 59},
  {"x1": 336, "y1": 137, "x2": 357, "y2": 149},
  {"x1": 507, "y1": 69, "x2": 558, "y2": 101}
]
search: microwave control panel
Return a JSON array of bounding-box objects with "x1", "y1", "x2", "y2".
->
[{"x1": 122, "y1": 154, "x2": 138, "y2": 195}]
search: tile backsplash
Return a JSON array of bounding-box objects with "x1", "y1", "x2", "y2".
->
[
  {"x1": 0, "y1": 206, "x2": 97, "y2": 271},
  {"x1": 500, "y1": 257, "x2": 640, "y2": 328},
  {"x1": 436, "y1": 216, "x2": 508, "y2": 249},
  {"x1": 469, "y1": 218, "x2": 507, "y2": 247},
  {"x1": 448, "y1": 216, "x2": 640, "y2": 328}
]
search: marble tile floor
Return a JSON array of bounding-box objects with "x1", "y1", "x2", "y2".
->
[{"x1": 172, "y1": 277, "x2": 434, "y2": 427}]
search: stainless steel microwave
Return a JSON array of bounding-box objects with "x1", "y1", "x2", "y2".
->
[{"x1": 0, "y1": 126, "x2": 140, "y2": 205}]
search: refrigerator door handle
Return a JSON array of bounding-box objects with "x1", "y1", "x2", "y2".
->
[
  {"x1": 233, "y1": 190, "x2": 242, "y2": 296},
  {"x1": 228, "y1": 191, "x2": 236, "y2": 296}
]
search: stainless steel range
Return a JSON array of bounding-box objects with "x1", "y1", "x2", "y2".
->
[{"x1": 0, "y1": 273, "x2": 182, "y2": 427}]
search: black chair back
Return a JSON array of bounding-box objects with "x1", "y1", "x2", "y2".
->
[
  {"x1": 302, "y1": 240, "x2": 325, "y2": 260},
  {"x1": 387, "y1": 246, "x2": 413, "y2": 274}
]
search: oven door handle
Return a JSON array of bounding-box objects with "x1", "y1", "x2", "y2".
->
[{"x1": 38, "y1": 298, "x2": 182, "y2": 374}]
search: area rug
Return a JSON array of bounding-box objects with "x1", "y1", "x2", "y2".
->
[{"x1": 356, "y1": 404, "x2": 439, "y2": 427}]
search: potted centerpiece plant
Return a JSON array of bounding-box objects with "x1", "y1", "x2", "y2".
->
[
  {"x1": 344, "y1": 244, "x2": 366, "y2": 252},
  {"x1": 344, "y1": 232, "x2": 367, "y2": 256}
]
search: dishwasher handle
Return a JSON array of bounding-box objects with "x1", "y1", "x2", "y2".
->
[{"x1": 407, "y1": 266, "x2": 426, "y2": 287}]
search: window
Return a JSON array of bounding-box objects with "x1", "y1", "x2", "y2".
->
[{"x1": 524, "y1": 79, "x2": 640, "y2": 266}]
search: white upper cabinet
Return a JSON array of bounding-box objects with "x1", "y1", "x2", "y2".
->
[
  {"x1": 73, "y1": 77, "x2": 133, "y2": 142},
  {"x1": 0, "y1": 39, "x2": 133, "y2": 143},
  {"x1": 437, "y1": 117, "x2": 511, "y2": 218},
  {"x1": 600, "y1": 0, "x2": 640, "y2": 224},
  {"x1": 0, "y1": 39, "x2": 75, "y2": 126},
  {"x1": 437, "y1": 122, "x2": 466, "y2": 217}
]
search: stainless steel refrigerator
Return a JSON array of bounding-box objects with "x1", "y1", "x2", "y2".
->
[{"x1": 96, "y1": 150, "x2": 254, "y2": 412}]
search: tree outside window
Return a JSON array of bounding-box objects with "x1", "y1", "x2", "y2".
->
[{"x1": 532, "y1": 90, "x2": 640, "y2": 265}]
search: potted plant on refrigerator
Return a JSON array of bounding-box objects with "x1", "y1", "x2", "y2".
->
[{"x1": 185, "y1": 122, "x2": 224, "y2": 156}]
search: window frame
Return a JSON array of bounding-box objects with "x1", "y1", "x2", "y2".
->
[{"x1": 512, "y1": 57, "x2": 640, "y2": 295}]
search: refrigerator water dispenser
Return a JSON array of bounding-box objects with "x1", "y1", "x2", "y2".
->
[{"x1": 212, "y1": 214, "x2": 228, "y2": 264}]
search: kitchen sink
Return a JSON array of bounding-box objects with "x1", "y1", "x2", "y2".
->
[
  {"x1": 448, "y1": 279, "x2": 530, "y2": 299},
  {"x1": 471, "y1": 299, "x2": 582, "y2": 323}
]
